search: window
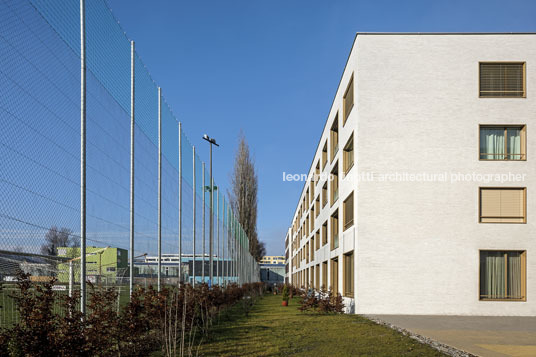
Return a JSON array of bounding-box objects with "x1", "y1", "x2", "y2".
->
[
  {"x1": 315, "y1": 196, "x2": 320, "y2": 218},
  {"x1": 343, "y1": 192, "x2": 354, "y2": 231},
  {"x1": 315, "y1": 264, "x2": 320, "y2": 290},
  {"x1": 480, "y1": 125, "x2": 526, "y2": 160},
  {"x1": 331, "y1": 210, "x2": 339, "y2": 250},
  {"x1": 306, "y1": 242, "x2": 309, "y2": 263},
  {"x1": 331, "y1": 258, "x2": 339, "y2": 294},
  {"x1": 480, "y1": 62, "x2": 525, "y2": 98},
  {"x1": 479, "y1": 188, "x2": 526, "y2": 223},
  {"x1": 322, "y1": 183, "x2": 328, "y2": 207},
  {"x1": 330, "y1": 163, "x2": 339, "y2": 206},
  {"x1": 343, "y1": 252, "x2": 354, "y2": 298},
  {"x1": 343, "y1": 75, "x2": 354, "y2": 124},
  {"x1": 330, "y1": 115, "x2": 339, "y2": 162},
  {"x1": 480, "y1": 251, "x2": 526, "y2": 301},
  {"x1": 106, "y1": 267, "x2": 116, "y2": 272},
  {"x1": 322, "y1": 261, "x2": 328, "y2": 290},
  {"x1": 315, "y1": 161, "x2": 320, "y2": 181},
  {"x1": 322, "y1": 142, "x2": 328, "y2": 170},
  {"x1": 343, "y1": 134, "x2": 354, "y2": 174},
  {"x1": 315, "y1": 230, "x2": 320, "y2": 250},
  {"x1": 310, "y1": 237, "x2": 314, "y2": 261},
  {"x1": 322, "y1": 221, "x2": 328, "y2": 246}
]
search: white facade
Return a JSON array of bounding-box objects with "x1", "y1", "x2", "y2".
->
[{"x1": 286, "y1": 33, "x2": 536, "y2": 316}]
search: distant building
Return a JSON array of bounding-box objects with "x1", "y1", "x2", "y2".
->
[
  {"x1": 260, "y1": 263, "x2": 285, "y2": 284},
  {"x1": 57, "y1": 246, "x2": 128, "y2": 284},
  {"x1": 260, "y1": 256, "x2": 285, "y2": 265}
]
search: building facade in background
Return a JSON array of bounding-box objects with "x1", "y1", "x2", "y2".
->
[
  {"x1": 285, "y1": 33, "x2": 535, "y2": 316},
  {"x1": 260, "y1": 256, "x2": 285, "y2": 265}
]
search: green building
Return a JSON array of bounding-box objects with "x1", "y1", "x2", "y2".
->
[{"x1": 57, "y1": 246, "x2": 128, "y2": 284}]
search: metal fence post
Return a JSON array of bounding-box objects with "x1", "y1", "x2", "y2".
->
[
  {"x1": 216, "y1": 179, "x2": 219, "y2": 285},
  {"x1": 157, "y1": 87, "x2": 162, "y2": 291},
  {"x1": 80, "y1": 0, "x2": 87, "y2": 314},
  {"x1": 178, "y1": 122, "x2": 182, "y2": 286},
  {"x1": 202, "y1": 162, "x2": 205, "y2": 282},
  {"x1": 192, "y1": 146, "x2": 196, "y2": 287},
  {"x1": 129, "y1": 40, "x2": 135, "y2": 298}
]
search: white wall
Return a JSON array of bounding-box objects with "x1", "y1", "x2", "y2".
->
[{"x1": 356, "y1": 34, "x2": 536, "y2": 315}]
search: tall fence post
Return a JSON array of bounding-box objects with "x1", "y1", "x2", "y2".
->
[
  {"x1": 202, "y1": 162, "x2": 205, "y2": 282},
  {"x1": 157, "y1": 87, "x2": 162, "y2": 291},
  {"x1": 178, "y1": 122, "x2": 182, "y2": 286},
  {"x1": 192, "y1": 146, "x2": 196, "y2": 287},
  {"x1": 79, "y1": 0, "x2": 87, "y2": 315},
  {"x1": 216, "y1": 191, "x2": 219, "y2": 285},
  {"x1": 129, "y1": 40, "x2": 135, "y2": 298}
]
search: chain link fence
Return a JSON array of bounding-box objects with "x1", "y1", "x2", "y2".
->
[{"x1": 0, "y1": 0, "x2": 260, "y2": 327}]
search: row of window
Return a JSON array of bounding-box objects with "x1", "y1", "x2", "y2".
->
[{"x1": 293, "y1": 249, "x2": 526, "y2": 301}]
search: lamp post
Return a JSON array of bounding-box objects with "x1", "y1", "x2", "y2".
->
[{"x1": 202, "y1": 134, "x2": 219, "y2": 285}]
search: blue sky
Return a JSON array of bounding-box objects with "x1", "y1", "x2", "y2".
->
[{"x1": 105, "y1": 0, "x2": 536, "y2": 255}]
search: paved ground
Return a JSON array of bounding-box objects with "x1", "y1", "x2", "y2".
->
[{"x1": 367, "y1": 315, "x2": 536, "y2": 357}]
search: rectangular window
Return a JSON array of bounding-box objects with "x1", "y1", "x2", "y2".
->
[
  {"x1": 315, "y1": 161, "x2": 320, "y2": 181},
  {"x1": 343, "y1": 251, "x2": 354, "y2": 298},
  {"x1": 330, "y1": 115, "x2": 339, "y2": 162},
  {"x1": 479, "y1": 188, "x2": 526, "y2": 223},
  {"x1": 315, "y1": 230, "x2": 320, "y2": 250},
  {"x1": 330, "y1": 163, "x2": 339, "y2": 206},
  {"x1": 322, "y1": 221, "x2": 328, "y2": 246},
  {"x1": 315, "y1": 264, "x2": 320, "y2": 290},
  {"x1": 480, "y1": 62, "x2": 525, "y2": 98},
  {"x1": 343, "y1": 192, "x2": 354, "y2": 231},
  {"x1": 343, "y1": 134, "x2": 354, "y2": 174},
  {"x1": 331, "y1": 210, "x2": 339, "y2": 250},
  {"x1": 322, "y1": 142, "x2": 328, "y2": 170},
  {"x1": 310, "y1": 237, "x2": 314, "y2": 261},
  {"x1": 331, "y1": 258, "x2": 339, "y2": 295},
  {"x1": 322, "y1": 261, "x2": 328, "y2": 290},
  {"x1": 322, "y1": 183, "x2": 328, "y2": 207},
  {"x1": 480, "y1": 250, "x2": 526, "y2": 301},
  {"x1": 315, "y1": 196, "x2": 320, "y2": 218},
  {"x1": 343, "y1": 75, "x2": 354, "y2": 124},
  {"x1": 480, "y1": 125, "x2": 526, "y2": 160}
]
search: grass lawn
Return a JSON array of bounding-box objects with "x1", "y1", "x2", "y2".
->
[{"x1": 198, "y1": 294, "x2": 446, "y2": 356}]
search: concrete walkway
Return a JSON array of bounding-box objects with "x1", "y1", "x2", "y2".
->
[{"x1": 367, "y1": 315, "x2": 536, "y2": 357}]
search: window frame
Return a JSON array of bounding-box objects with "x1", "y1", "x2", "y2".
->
[
  {"x1": 343, "y1": 192, "x2": 354, "y2": 231},
  {"x1": 330, "y1": 257, "x2": 339, "y2": 295},
  {"x1": 479, "y1": 187, "x2": 526, "y2": 224},
  {"x1": 343, "y1": 74, "x2": 354, "y2": 125},
  {"x1": 330, "y1": 114, "x2": 339, "y2": 163},
  {"x1": 330, "y1": 210, "x2": 339, "y2": 251},
  {"x1": 479, "y1": 62, "x2": 526, "y2": 98},
  {"x1": 479, "y1": 124, "x2": 526, "y2": 161},
  {"x1": 479, "y1": 250, "x2": 526, "y2": 301},
  {"x1": 343, "y1": 251, "x2": 354, "y2": 298},
  {"x1": 330, "y1": 161, "x2": 339, "y2": 207},
  {"x1": 343, "y1": 133, "x2": 354, "y2": 175}
]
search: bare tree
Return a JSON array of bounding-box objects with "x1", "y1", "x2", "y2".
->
[
  {"x1": 40, "y1": 226, "x2": 76, "y2": 256},
  {"x1": 229, "y1": 133, "x2": 264, "y2": 262}
]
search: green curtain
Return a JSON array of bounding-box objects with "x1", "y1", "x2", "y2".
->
[{"x1": 480, "y1": 128, "x2": 505, "y2": 159}]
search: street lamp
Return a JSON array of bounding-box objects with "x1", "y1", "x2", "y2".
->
[{"x1": 202, "y1": 134, "x2": 219, "y2": 285}]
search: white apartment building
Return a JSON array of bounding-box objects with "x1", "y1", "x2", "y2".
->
[{"x1": 286, "y1": 33, "x2": 535, "y2": 316}]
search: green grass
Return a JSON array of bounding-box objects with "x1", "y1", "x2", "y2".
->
[{"x1": 198, "y1": 294, "x2": 447, "y2": 357}]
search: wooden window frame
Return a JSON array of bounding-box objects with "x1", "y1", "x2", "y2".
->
[
  {"x1": 322, "y1": 221, "x2": 328, "y2": 246},
  {"x1": 479, "y1": 62, "x2": 526, "y2": 98},
  {"x1": 322, "y1": 261, "x2": 328, "y2": 290},
  {"x1": 343, "y1": 74, "x2": 354, "y2": 125},
  {"x1": 330, "y1": 210, "x2": 339, "y2": 251},
  {"x1": 330, "y1": 114, "x2": 339, "y2": 163},
  {"x1": 330, "y1": 258, "x2": 339, "y2": 295},
  {"x1": 479, "y1": 250, "x2": 526, "y2": 301},
  {"x1": 322, "y1": 142, "x2": 328, "y2": 170},
  {"x1": 343, "y1": 251, "x2": 354, "y2": 298},
  {"x1": 343, "y1": 133, "x2": 354, "y2": 175},
  {"x1": 479, "y1": 187, "x2": 526, "y2": 224},
  {"x1": 343, "y1": 192, "x2": 354, "y2": 231},
  {"x1": 479, "y1": 125, "x2": 526, "y2": 161},
  {"x1": 330, "y1": 162, "x2": 339, "y2": 207}
]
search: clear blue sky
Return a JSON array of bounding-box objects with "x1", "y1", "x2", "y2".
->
[{"x1": 105, "y1": 0, "x2": 536, "y2": 255}]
